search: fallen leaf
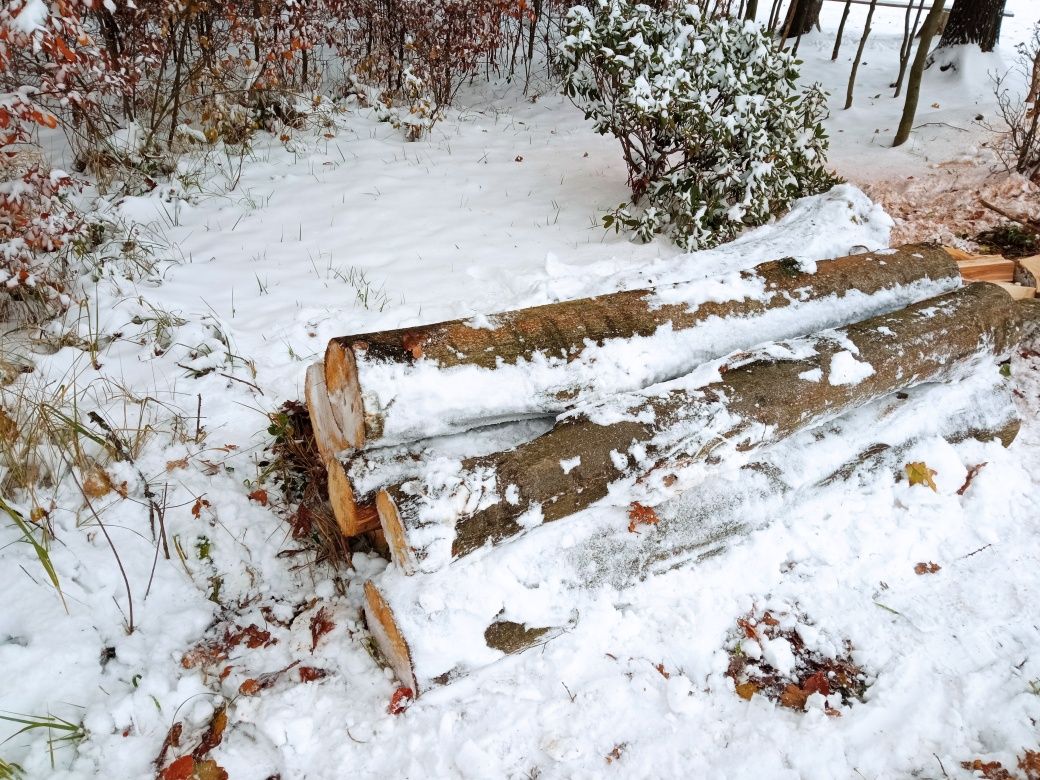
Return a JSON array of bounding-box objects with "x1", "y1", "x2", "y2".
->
[
  {"x1": 154, "y1": 722, "x2": 183, "y2": 770},
  {"x1": 905, "y1": 461, "x2": 938, "y2": 491},
  {"x1": 801, "y1": 671, "x2": 830, "y2": 697},
  {"x1": 388, "y1": 686, "x2": 414, "y2": 715},
  {"x1": 654, "y1": 663, "x2": 670, "y2": 679},
  {"x1": 605, "y1": 743, "x2": 626, "y2": 764},
  {"x1": 0, "y1": 408, "x2": 17, "y2": 439},
  {"x1": 247, "y1": 488, "x2": 268, "y2": 506},
  {"x1": 961, "y1": 759, "x2": 1013, "y2": 780},
  {"x1": 1020, "y1": 751, "x2": 1040, "y2": 780},
  {"x1": 914, "y1": 561, "x2": 941, "y2": 575},
  {"x1": 309, "y1": 607, "x2": 335, "y2": 652},
  {"x1": 627, "y1": 502, "x2": 659, "y2": 533},
  {"x1": 238, "y1": 678, "x2": 261, "y2": 696},
  {"x1": 514, "y1": 154, "x2": 524, "y2": 162},
  {"x1": 779, "y1": 683, "x2": 808, "y2": 710},
  {"x1": 735, "y1": 681, "x2": 758, "y2": 700},
  {"x1": 82, "y1": 467, "x2": 114, "y2": 499},
  {"x1": 191, "y1": 497, "x2": 211, "y2": 518},
  {"x1": 166, "y1": 457, "x2": 189, "y2": 472},
  {"x1": 192, "y1": 706, "x2": 227, "y2": 759},
  {"x1": 298, "y1": 666, "x2": 329, "y2": 683},
  {"x1": 194, "y1": 759, "x2": 229, "y2": 780},
  {"x1": 160, "y1": 755, "x2": 195, "y2": 780},
  {"x1": 957, "y1": 462, "x2": 988, "y2": 496},
  {"x1": 401, "y1": 332, "x2": 426, "y2": 360}
]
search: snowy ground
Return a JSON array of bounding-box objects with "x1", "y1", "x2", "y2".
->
[{"x1": 2, "y1": 4, "x2": 1040, "y2": 779}]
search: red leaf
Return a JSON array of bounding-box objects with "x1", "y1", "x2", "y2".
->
[
  {"x1": 801, "y1": 671, "x2": 830, "y2": 697},
  {"x1": 309, "y1": 607, "x2": 335, "y2": 652},
  {"x1": 627, "y1": 502, "x2": 659, "y2": 533},
  {"x1": 388, "y1": 686, "x2": 414, "y2": 715},
  {"x1": 247, "y1": 488, "x2": 269, "y2": 506},
  {"x1": 299, "y1": 666, "x2": 329, "y2": 683},
  {"x1": 160, "y1": 755, "x2": 195, "y2": 780}
]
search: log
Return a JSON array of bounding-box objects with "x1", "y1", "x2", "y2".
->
[
  {"x1": 378, "y1": 284, "x2": 1036, "y2": 574},
  {"x1": 957, "y1": 256, "x2": 1016, "y2": 282},
  {"x1": 328, "y1": 417, "x2": 553, "y2": 538},
  {"x1": 325, "y1": 245, "x2": 960, "y2": 449},
  {"x1": 305, "y1": 362, "x2": 350, "y2": 462},
  {"x1": 365, "y1": 372, "x2": 1020, "y2": 693}
]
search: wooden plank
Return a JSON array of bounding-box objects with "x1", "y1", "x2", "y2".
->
[{"x1": 957, "y1": 256, "x2": 1016, "y2": 283}]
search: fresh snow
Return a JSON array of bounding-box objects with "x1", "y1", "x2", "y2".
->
[{"x1": 2, "y1": 3, "x2": 1040, "y2": 779}]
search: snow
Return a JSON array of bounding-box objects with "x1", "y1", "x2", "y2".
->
[
  {"x1": 2, "y1": 5, "x2": 1040, "y2": 778},
  {"x1": 828, "y1": 350, "x2": 876, "y2": 386}
]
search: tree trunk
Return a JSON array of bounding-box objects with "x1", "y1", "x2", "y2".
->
[
  {"x1": 893, "y1": 0, "x2": 926, "y2": 98},
  {"x1": 831, "y1": 0, "x2": 853, "y2": 60},
  {"x1": 378, "y1": 285, "x2": 1035, "y2": 575},
  {"x1": 324, "y1": 245, "x2": 960, "y2": 450},
  {"x1": 845, "y1": 0, "x2": 879, "y2": 110},
  {"x1": 365, "y1": 373, "x2": 1020, "y2": 693},
  {"x1": 938, "y1": 0, "x2": 1007, "y2": 52},
  {"x1": 782, "y1": 0, "x2": 823, "y2": 38},
  {"x1": 305, "y1": 363, "x2": 351, "y2": 463},
  {"x1": 894, "y1": 0, "x2": 948, "y2": 147}
]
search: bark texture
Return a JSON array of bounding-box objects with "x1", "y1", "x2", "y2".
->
[
  {"x1": 938, "y1": 0, "x2": 1007, "y2": 52},
  {"x1": 326, "y1": 244, "x2": 959, "y2": 449},
  {"x1": 379, "y1": 284, "x2": 1036, "y2": 574},
  {"x1": 782, "y1": 0, "x2": 823, "y2": 37},
  {"x1": 365, "y1": 375, "x2": 1020, "y2": 693}
]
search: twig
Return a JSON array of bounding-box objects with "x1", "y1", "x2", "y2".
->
[{"x1": 980, "y1": 198, "x2": 1040, "y2": 235}]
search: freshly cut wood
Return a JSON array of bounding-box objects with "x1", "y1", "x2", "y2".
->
[
  {"x1": 378, "y1": 284, "x2": 1036, "y2": 574},
  {"x1": 365, "y1": 374, "x2": 1020, "y2": 693},
  {"x1": 305, "y1": 362, "x2": 350, "y2": 462},
  {"x1": 328, "y1": 418, "x2": 554, "y2": 539},
  {"x1": 325, "y1": 245, "x2": 959, "y2": 448},
  {"x1": 992, "y1": 281, "x2": 1036, "y2": 300},
  {"x1": 957, "y1": 255, "x2": 1016, "y2": 282}
]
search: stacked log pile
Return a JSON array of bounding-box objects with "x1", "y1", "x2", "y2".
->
[{"x1": 302, "y1": 243, "x2": 1038, "y2": 696}]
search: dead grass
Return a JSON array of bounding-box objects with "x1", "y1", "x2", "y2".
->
[{"x1": 259, "y1": 400, "x2": 353, "y2": 569}]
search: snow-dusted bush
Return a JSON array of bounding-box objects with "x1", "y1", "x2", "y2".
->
[{"x1": 560, "y1": 0, "x2": 837, "y2": 250}]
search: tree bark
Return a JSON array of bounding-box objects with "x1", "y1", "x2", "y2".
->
[
  {"x1": 365, "y1": 373, "x2": 1020, "y2": 693},
  {"x1": 893, "y1": 0, "x2": 947, "y2": 147},
  {"x1": 782, "y1": 0, "x2": 823, "y2": 38},
  {"x1": 938, "y1": 0, "x2": 1007, "y2": 52},
  {"x1": 324, "y1": 245, "x2": 959, "y2": 450},
  {"x1": 378, "y1": 284, "x2": 1036, "y2": 575},
  {"x1": 831, "y1": 0, "x2": 853, "y2": 60}
]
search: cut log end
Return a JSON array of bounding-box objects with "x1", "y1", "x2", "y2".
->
[
  {"x1": 376, "y1": 489, "x2": 416, "y2": 575},
  {"x1": 305, "y1": 363, "x2": 350, "y2": 461},
  {"x1": 363, "y1": 580, "x2": 417, "y2": 693},
  {"x1": 327, "y1": 459, "x2": 380, "y2": 537},
  {"x1": 323, "y1": 340, "x2": 367, "y2": 449}
]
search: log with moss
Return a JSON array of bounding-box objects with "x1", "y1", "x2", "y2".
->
[
  {"x1": 324, "y1": 245, "x2": 959, "y2": 449},
  {"x1": 378, "y1": 284, "x2": 1036, "y2": 574},
  {"x1": 364, "y1": 371, "x2": 1020, "y2": 694}
]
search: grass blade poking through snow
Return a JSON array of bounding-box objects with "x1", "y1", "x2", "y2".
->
[{"x1": 0, "y1": 497, "x2": 66, "y2": 612}]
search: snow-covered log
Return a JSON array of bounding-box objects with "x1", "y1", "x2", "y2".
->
[
  {"x1": 364, "y1": 371, "x2": 1020, "y2": 694},
  {"x1": 328, "y1": 418, "x2": 553, "y2": 537},
  {"x1": 378, "y1": 284, "x2": 1036, "y2": 575},
  {"x1": 325, "y1": 244, "x2": 959, "y2": 449}
]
